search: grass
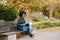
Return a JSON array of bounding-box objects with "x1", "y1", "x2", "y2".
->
[{"x1": 32, "y1": 20, "x2": 60, "y2": 29}]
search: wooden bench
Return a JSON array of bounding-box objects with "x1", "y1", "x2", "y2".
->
[
  {"x1": 0, "y1": 31, "x2": 24, "y2": 40},
  {"x1": 0, "y1": 26, "x2": 24, "y2": 40},
  {"x1": 0, "y1": 32, "x2": 17, "y2": 40},
  {"x1": 0, "y1": 21, "x2": 22, "y2": 40},
  {"x1": 0, "y1": 21, "x2": 27, "y2": 40}
]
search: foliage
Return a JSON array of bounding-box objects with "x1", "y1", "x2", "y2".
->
[
  {"x1": 0, "y1": 4, "x2": 7, "y2": 9},
  {"x1": 32, "y1": 20, "x2": 60, "y2": 29},
  {"x1": 0, "y1": 0, "x2": 59, "y2": 11},
  {"x1": 53, "y1": 3, "x2": 60, "y2": 19},
  {"x1": 6, "y1": 0, "x2": 49, "y2": 11},
  {"x1": 55, "y1": 4, "x2": 60, "y2": 13},
  {"x1": 31, "y1": 12, "x2": 44, "y2": 22},
  {"x1": 0, "y1": 4, "x2": 18, "y2": 21},
  {"x1": 57, "y1": 16, "x2": 60, "y2": 19}
]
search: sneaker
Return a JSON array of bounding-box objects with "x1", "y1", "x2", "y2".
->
[{"x1": 29, "y1": 34, "x2": 34, "y2": 38}]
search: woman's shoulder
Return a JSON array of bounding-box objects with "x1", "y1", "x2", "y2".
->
[{"x1": 18, "y1": 17, "x2": 23, "y2": 21}]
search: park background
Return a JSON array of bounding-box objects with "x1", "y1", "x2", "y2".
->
[
  {"x1": 0, "y1": 0, "x2": 60, "y2": 34},
  {"x1": 0, "y1": 0, "x2": 60, "y2": 40}
]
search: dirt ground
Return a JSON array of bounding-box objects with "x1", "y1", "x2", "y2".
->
[{"x1": 17, "y1": 27, "x2": 60, "y2": 40}]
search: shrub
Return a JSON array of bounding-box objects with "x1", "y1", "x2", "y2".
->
[
  {"x1": 55, "y1": 4, "x2": 60, "y2": 19},
  {"x1": 31, "y1": 12, "x2": 44, "y2": 22},
  {"x1": 32, "y1": 20, "x2": 60, "y2": 29},
  {"x1": 0, "y1": 4, "x2": 18, "y2": 21},
  {"x1": 57, "y1": 16, "x2": 60, "y2": 19}
]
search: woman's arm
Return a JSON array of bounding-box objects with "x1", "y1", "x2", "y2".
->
[
  {"x1": 18, "y1": 23, "x2": 28, "y2": 26},
  {"x1": 20, "y1": 23, "x2": 26, "y2": 26},
  {"x1": 17, "y1": 18, "x2": 28, "y2": 26}
]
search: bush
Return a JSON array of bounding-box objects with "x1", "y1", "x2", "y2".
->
[
  {"x1": 57, "y1": 16, "x2": 60, "y2": 19},
  {"x1": 31, "y1": 12, "x2": 44, "y2": 22},
  {"x1": 32, "y1": 20, "x2": 60, "y2": 29},
  {"x1": 54, "y1": 4, "x2": 60, "y2": 19},
  {"x1": 0, "y1": 4, "x2": 18, "y2": 21}
]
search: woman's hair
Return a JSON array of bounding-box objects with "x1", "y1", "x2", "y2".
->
[{"x1": 19, "y1": 11, "x2": 26, "y2": 17}]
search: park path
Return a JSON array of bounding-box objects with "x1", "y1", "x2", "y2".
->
[{"x1": 17, "y1": 27, "x2": 60, "y2": 40}]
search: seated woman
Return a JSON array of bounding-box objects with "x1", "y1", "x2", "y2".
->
[{"x1": 16, "y1": 11, "x2": 34, "y2": 38}]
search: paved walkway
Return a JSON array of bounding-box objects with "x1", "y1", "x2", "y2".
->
[{"x1": 17, "y1": 27, "x2": 60, "y2": 40}]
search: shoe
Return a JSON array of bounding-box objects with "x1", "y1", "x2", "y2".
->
[{"x1": 29, "y1": 34, "x2": 34, "y2": 38}]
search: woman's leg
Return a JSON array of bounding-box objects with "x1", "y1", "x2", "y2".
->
[
  {"x1": 23, "y1": 26, "x2": 28, "y2": 31},
  {"x1": 28, "y1": 26, "x2": 34, "y2": 38},
  {"x1": 28, "y1": 26, "x2": 33, "y2": 34},
  {"x1": 23, "y1": 26, "x2": 33, "y2": 34},
  {"x1": 23, "y1": 26, "x2": 34, "y2": 38}
]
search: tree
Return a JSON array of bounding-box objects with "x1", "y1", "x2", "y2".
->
[{"x1": 6, "y1": 0, "x2": 49, "y2": 12}]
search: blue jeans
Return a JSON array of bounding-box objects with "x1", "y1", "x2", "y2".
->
[{"x1": 23, "y1": 25, "x2": 33, "y2": 34}]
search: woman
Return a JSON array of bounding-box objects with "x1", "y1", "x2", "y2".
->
[{"x1": 16, "y1": 11, "x2": 34, "y2": 38}]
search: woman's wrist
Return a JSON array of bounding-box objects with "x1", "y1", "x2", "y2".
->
[{"x1": 25, "y1": 23, "x2": 28, "y2": 24}]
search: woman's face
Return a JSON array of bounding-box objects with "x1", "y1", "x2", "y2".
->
[{"x1": 22, "y1": 14, "x2": 26, "y2": 18}]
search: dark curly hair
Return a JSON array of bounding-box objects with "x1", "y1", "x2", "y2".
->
[{"x1": 19, "y1": 11, "x2": 26, "y2": 17}]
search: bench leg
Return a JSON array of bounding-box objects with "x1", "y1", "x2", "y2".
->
[
  {"x1": 8, "y1": 34, "x2": 16, "y2": 40},
  {"x1": 0, "y1": 35, "x2": 7, "y2": 40},
  {"x1": 0, "y1": 34, "x2": 16, "y2": 40}
]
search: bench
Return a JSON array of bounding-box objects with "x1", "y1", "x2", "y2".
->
[
  {"x1": 0, "y1": 27, "x2": 23, "y2": 40},
  {"x1": 0, "y1": 21, "x2": 28, "y2": 40},
  {"x1": 0, "y1": 21, "x2": 18, "y2": 40},
  {"x1": 0, "y1": 32, "x2": 17, "y2": 40},
  {"x1": 0, "y1": 31, "x2": 24, "y2": 40}
]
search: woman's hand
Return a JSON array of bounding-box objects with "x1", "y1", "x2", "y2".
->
[
  {"x1": 20, "y1": 24, "x2": 26, "y2": 26},
  {"x1": 25, "y1": 22, "x2": 28, "y2": 24},
  {"x1": 20, "y1": 23, "x2": 28, "y2": 26}
]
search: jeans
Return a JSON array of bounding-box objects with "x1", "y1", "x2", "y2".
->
[{"x1": 23, "y1": 25, "x2": 33, "y2": 34}]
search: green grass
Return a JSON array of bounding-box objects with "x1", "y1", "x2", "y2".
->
[{"x1": 32, "y1": 20, "x2": 60, "y2": 29}]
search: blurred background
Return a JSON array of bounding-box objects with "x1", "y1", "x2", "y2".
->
[{"x1": 0, "y1": 0, "x2": 60, "y2": 29}]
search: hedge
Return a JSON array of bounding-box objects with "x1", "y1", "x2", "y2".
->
[
  {"x1": 0, "y1": 4, "x2": 18, "y2": 21},
  {"x1": 32, "y1": 20, "x2": 60, "y2": 29}
]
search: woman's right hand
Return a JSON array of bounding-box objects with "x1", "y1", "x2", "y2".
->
[
  {"x1": 20, "y1": 22, "x2": 28, "y2": 26},
  {"x1": 20, "y1": 24, "x2": 26, "y2": 26},
  {"x1": 25, "y1": 22, "x2": 28, "y2": 24}
]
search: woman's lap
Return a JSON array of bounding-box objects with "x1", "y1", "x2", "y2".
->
[
  {"x1": 17, "y1": 25, "x2": 33, "y2": 34},
  {"x1": 23, "y1": 26, "x2": 29, "y2": 31}
]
